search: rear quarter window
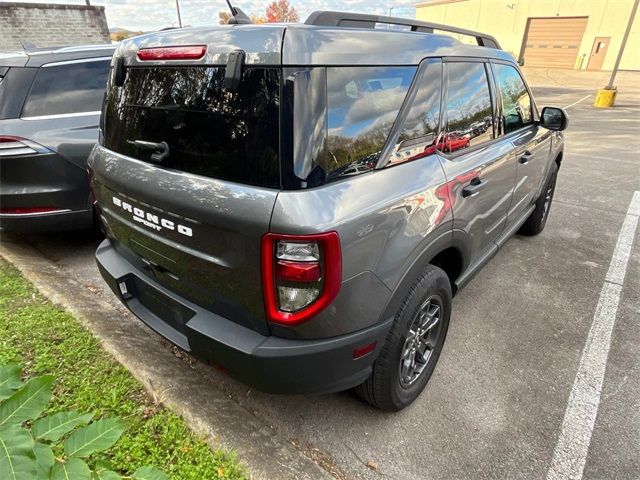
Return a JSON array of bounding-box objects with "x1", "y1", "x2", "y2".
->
[
  {"x1": 385, "y1": 61, "x2": 442, "y2": 166},
  {"x1": 286, "y1": 66, "x2": 417, "y2": 189},
  {"x1": 0, "y1": 67, "x2": 36, "y2": 120},
  {"x1": 21, "y1": 59, "x2": 110, "y2": 117},
  {"x1": 325, "y1": 66, "x2": 416, "y2": 180}
]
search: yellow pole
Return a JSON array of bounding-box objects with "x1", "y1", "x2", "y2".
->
[{"x1": 595, "y1": 0, "x2": 639, "y2": 108}]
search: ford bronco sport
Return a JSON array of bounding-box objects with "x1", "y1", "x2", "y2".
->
[{"x1": 90, "y1": 11, "x2": 567, "y2": 411}]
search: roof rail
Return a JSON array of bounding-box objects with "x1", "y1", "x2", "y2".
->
[{"x1": 305, "y1": 11, "x2": 501, "y2": 49}]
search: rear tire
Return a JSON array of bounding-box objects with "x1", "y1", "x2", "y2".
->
[
  {"x1": 519, "y1": 163, "x2": 558, "y2": 236},
  {"x1": 355, "y1": 265, "x2": 452, "y2": 411}
]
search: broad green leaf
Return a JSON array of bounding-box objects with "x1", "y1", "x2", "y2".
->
[
  {"x1": 132, "y1": 466, "x2": 168, "y2": 480},
  {"x1": 94, "y1": 459, "x2": 115, "y2": 471},
  {"x1": 0, "y1": 424, "x2": 36, "y2": 480},
  {"x1": 0, "y1": 375, "x2": 53, "y2": 427},
  {"x1": 34, "y1": 442, "x2": 54, "y2": 479},
  {"x1": 32, "y1": 412, "x2": 93, "y2": 442},
  {"x1": 93, "y1": 468, "x2": 121, "y2": 480},
  {"x1": 0, "y1": 364, "x2": 22, "y2": 401},
  {"x1": 51, "y1": 458, "x2": 91, "y2": 480},
  {"x1": 63, "y1": 418, "x2": 125, "y2": 458}
]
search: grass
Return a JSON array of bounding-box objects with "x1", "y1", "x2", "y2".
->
[{"x1": 0, "y1": 259, "x2": 246, "y2": 480}]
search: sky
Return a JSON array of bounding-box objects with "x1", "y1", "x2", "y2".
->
[{"x1": 10, "y1": 0, "x2": 418, "y2": 32}]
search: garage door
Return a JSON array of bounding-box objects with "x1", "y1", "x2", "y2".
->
[{"x1": 521, "y1": 17, "x2": 588, "y2": 68}]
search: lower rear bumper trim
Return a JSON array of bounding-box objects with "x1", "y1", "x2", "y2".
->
[
  {"x1": 96, "y1": 239, "x2": 393, "y2": 395},
  {"x1": 0, "y1": 209, "x2": 93, "y2": 232}
]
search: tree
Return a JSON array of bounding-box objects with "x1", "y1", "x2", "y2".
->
[
  {"x1": 220, "y1": 9, "x2": 266, "y2": 24},
  {"x1": 218, "y1": 10, "x2": 230, "y2": 24},
  {"x1": 264, "y1": 0, "x2": 299, "y2": 23},
  {"x1": 110, "y1": 30, "x2": 144, "y2": 41}
]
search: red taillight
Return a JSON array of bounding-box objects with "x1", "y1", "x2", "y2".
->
[
  {"x1": 275, "y1": 260, "x2": 321, "y2": 283},
  {"x1": 261, "y1": 232, "x2": 342, "y2": 326},
  {"x1": 137, "y1": 45, "x2": 207, "y2": 61},
  {"x1": 0, "y1": 136, "x2": 38, "y2": 157},
  {"x1": 0, "y1": 207, "x2": 63, "y2": 215}
]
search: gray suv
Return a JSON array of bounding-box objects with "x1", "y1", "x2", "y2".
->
[
  {"x1": 90, "y1": 12, "x2": 567, "y2": 410},
  {"x1": 0, "y1": 44, "x2": 115, "y2": 232}
]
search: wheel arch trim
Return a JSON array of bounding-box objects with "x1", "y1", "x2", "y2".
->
[{"x1": 378, "y1": 229, "x2": 471, "y2": 323}]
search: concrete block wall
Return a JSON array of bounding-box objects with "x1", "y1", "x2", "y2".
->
[{"x1": 0, "y1": 2, "x2": 110, "y2": 51}]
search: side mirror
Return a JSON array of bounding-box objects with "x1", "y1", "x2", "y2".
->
[{"x1": 540, "y1": 106, "x2": 568, "y2": 131}]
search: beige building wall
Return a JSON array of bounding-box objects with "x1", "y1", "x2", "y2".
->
[{"x1": 415, "y1": 0, "x2": 640, "y2": 70}]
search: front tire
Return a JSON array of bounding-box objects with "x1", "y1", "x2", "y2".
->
[
  {"x1": 355, "y1": 265, "x2": 452, "y2": 411},
  {"x1": 519, "y1": 163, "x2": 558, "y2": 236}
]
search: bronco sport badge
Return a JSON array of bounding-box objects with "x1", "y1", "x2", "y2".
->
[{"x1": 112, "y1": 196, "x2": 193, "y2": 237}]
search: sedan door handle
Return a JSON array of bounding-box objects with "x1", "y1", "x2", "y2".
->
[
  {"x1": 518, "y1": 150, "x2": 533, "y2": 164},
  {"x1": 462, "y1": 177, "x2": 487, "y2": 198}
]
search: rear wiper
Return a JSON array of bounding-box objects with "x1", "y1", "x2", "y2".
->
[{"x1": 127, "y1": 140, "x2": 170, "y2": 163}]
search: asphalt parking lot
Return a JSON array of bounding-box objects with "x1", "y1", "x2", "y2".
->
[{"x1": 1, "y1": 78, "x2": 639, "y2": 479}]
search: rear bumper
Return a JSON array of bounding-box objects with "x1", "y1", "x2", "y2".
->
[
  {"x1": 0, "y1": 152, "x2": 93, "y2": 232},
  {"x1": 96, "y1": 239, "x2": 392, "y2": 395},
  {"x1": 0, "y1": 209, "x2": 94, "y2": 233}
]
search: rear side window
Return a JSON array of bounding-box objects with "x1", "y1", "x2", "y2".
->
[
  {"x1": 493, "y1": 64, "x2": 532, "y2": 134},
  {"x1": 442, "y1": 62, "x2": 494, "y2": 153},
  {"x1": 103, "y1": 67, "x2": 280, "y2": 188},
  {"x1": 386, "y1": 61, "x2": 442, "y2": 165},
  {"x1": 21, "y1": 60, "x2": 110, "y2": 117},
  {"x1": 326, "y1": 66, "x2": 416, "y2": 180}
]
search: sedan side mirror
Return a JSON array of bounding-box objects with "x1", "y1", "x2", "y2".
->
[{"x1": 540, "y1": 106, "x2": 568, "y2": 131}]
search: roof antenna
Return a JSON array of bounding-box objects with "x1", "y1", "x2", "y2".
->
[{"x1": 225, "y1": 0, "x2": 253, "y2": 24}]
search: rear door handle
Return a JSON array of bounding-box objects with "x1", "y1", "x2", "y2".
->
[
  {"x1": 518, "y1": 150, "x2": 533, "y2": 164},
  {"x1": 462, "y1": 177, "x2": 487, "y2": 198}
]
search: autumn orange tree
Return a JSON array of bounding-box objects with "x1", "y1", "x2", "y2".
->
[
  {"x1": 264, "y1": 0, "x2": 299, "y2": 23},
  {"x1": 218, "y1": 10, "x2": 230, "y2": 24}
]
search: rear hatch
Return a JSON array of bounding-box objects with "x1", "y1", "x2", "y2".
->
[{"x1": 90, "y1": 26, "x2": 285, "y2": 334}]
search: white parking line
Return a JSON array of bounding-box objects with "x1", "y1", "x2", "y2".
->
[
  {"x1": 564, "y1": 95, "x2": 592, "y2": 110},
  {"x1": 547, "y1": 190, "x2": 640, "y2": 480}
]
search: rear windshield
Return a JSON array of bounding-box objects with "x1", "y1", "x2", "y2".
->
[{"x1": 103, "y1": 67, "x2": 281, "y2": 188}]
